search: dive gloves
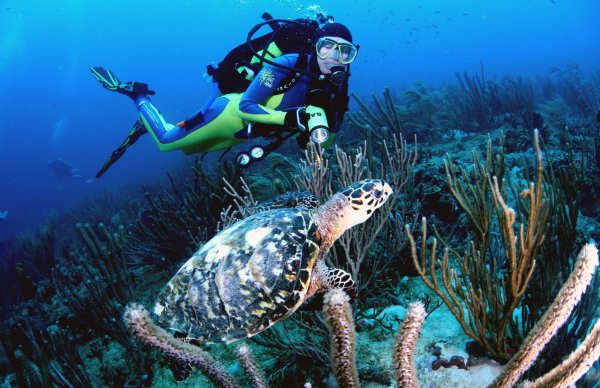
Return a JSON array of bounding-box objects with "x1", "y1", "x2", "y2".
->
[{"x1": 284, "y1": 107, "x2": 310, "y2": 132}]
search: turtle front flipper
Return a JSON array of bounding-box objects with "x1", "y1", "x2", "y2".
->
[{"x1": 309, "y1": 263, "x2": 356, "y2": 297}]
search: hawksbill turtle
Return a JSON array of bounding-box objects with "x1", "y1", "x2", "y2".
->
[{"x1": 153, "y1": 179, "x2": 392, "y2": 343}]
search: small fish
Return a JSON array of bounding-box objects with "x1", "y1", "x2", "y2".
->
[{"x1": 462, "y1": 12, "x2": 469, "y2": 16}]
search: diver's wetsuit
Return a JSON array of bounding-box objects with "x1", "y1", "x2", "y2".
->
[{"x1": 133, "y1": 54, "x2": 348, "y2": 155}]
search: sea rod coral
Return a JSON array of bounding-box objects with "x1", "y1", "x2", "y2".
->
[{"x1": 123, "y1": 241, "x2": 598, "y2": 387}]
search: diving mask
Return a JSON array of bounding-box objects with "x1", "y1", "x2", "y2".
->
[{"x1": 316, "y1": 37, "x2": 358, "y2": 65}]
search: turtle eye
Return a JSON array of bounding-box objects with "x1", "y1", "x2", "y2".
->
[{"x1": 372, "y1": 189, "x2": 383, "y2": 199}]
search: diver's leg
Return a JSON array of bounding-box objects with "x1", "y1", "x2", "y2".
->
[
  {"x1": 90, "y1": 67, "x2": 186, "y2": 149},
  {"x1": 176, "y1": 81, "x2": 221, "y2": 130},
  {"x1": 91, "y1": 66, "x2": 180, "y2": 147},
  {"x1": 153, "y1": 95, "x2": 246, "y2": 154},
  {"x1": 133, "y1": 95, "x2": 189, "y2": 151},
  {"x1": 91, "y1": 67, "x2": 246, "y2": 153},
  {"x1": 133, "y1": 94, "x2": 245, "y2": 153}
]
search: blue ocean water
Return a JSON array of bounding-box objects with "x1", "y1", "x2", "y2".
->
[{"x1": 0, "y1": 0, "x2": 598, "y2": 243}]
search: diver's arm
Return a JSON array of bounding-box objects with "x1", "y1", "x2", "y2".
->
[
  {"x1": 237, "y1": 54, "x2": 300, "y2": 125},
  {"x1": 319, "y1": 85, "x2": 349, "y2": 148}
]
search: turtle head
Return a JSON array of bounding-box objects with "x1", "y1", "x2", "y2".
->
[
  {"x1": 317, "y1": 179, "x2": 392, "y2": 245},
  {"x1": 338, "y1": 179, "x2": 393, "y2": 227}
]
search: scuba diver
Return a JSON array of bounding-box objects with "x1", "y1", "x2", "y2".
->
[
  {"x1": 90, "y1": 15, "x2": 358, "y2": 177},
  {"x1": 47, "y1": 158, "x2": 83, "y2": 179}
]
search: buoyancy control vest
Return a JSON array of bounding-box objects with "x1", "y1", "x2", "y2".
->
[{"x1": 207, "y1": 14, "x2": 320, "y2": 94}]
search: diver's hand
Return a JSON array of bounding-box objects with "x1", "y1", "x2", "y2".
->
[
  {"x1": 296, "y1": 131, "x2": 310, "y2": 149},
  {"x1": 284, "y1": 108, "x2": 310, "y2": 132}
]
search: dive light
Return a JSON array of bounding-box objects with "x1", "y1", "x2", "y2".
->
[{"x1": 305, "y1": 105, "x2": 329, "y2": 144}]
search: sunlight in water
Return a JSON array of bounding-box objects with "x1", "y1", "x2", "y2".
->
[{"x1": 0, "y1": 6, "x2": 24, "y2": 71}]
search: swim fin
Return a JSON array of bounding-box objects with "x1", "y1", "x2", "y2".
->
[
  {"x1": 90, "y1": 66, "x2": 155, "y2": 97},
  {"x1": 96, "y1": 119, "x2": 148, "y2": 178}
]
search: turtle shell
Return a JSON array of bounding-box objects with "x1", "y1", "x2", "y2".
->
[
  {"x1": 248, "y1": 191, "x2": 319, "y2": 212},
  {"x1": 153, "y1": 207, "x2": 320, "y2": 343}
]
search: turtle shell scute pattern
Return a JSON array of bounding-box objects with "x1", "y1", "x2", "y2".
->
[
  {"x1": 248, "y1": 191, "x2": 319, "y2": 213},
  {"x1": 153, "y1": 207, "x2": 320, "y2": 343}
]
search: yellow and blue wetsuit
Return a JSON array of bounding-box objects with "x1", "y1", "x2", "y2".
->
[{"x1": 133, "y1": 53, "x2": 347, "y2": 155}]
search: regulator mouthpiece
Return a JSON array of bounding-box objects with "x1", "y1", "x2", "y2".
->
[{"x1": 329, "y1": 65, "x2": 348, "y2": 85}]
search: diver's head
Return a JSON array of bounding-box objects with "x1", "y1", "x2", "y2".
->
[{"x1": 315, "y1": 22, "x2": 358, "y2": 75}]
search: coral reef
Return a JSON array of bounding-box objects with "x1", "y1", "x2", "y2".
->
[
  {"x1": 528, "y1": 319, "x2": 600, "y2": 387},
  {"x1": 394, "y1": 302, "x2": 426, "y2": 387},
  {"x1": 124, "y1": 304, "x2": 238, "y2": 388},
  {"x1": 492, "y1": 244, "x2": 599, "y2": 387},
  {"x1": 347, "y1": 87, "x2": 403, "y2": 142},
  {"x1": 236, "y1": 344, "x2": 267, "y2": 388},
  {"x1": 128, "y1": 158, "x2": 243, "y2": 272},
  {"x1": 406, "y1": 131, "x2": 547, "y2": 362},
  {"x1": 120, "y1": 240, "x2": 597, "y2": 387},
  {"x1": 2, "y1": 63, "x2": 600, "y2": 386},
  {"x1": 323, "y1": 288, "x2": 359, "y2": 387},
  {"x1": 346, "y1": 62, "x2": 600, "y2": 143},
  {"x1": 452, "y1": 61, "x2": 493, "y2": 131}
]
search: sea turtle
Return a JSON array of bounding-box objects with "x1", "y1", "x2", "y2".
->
[{"x1": 153, "y1": 179, "x2": 392, "y2": 343}]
